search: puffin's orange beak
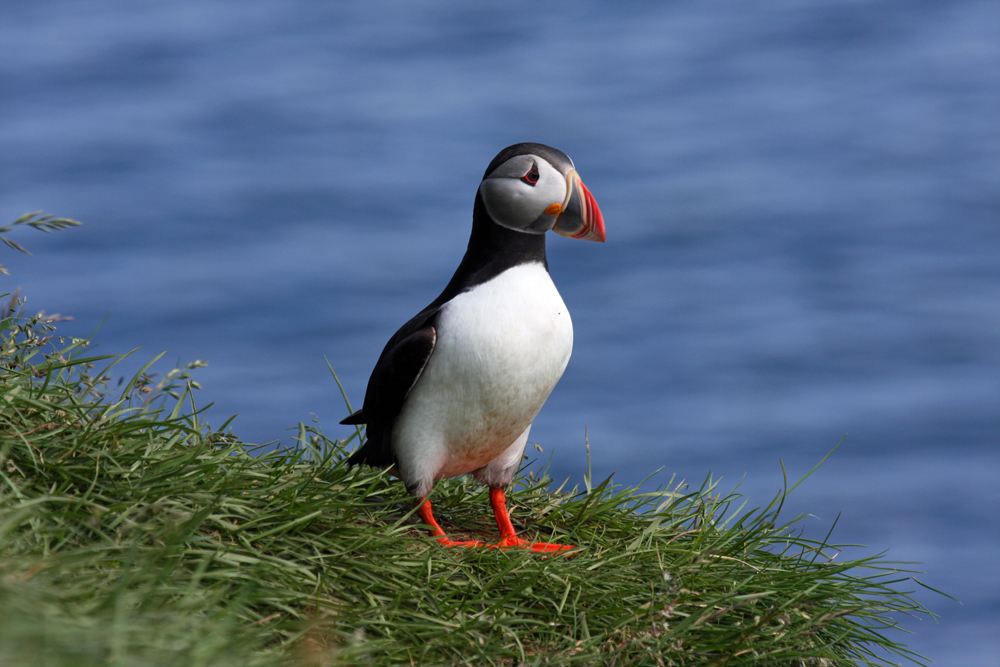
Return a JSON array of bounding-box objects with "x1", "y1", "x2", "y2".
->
[{"x1": 552, "y1": 169, "x2": 605, "y2": 242}]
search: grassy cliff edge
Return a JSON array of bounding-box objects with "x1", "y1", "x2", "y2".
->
[{"x1": 0, "y1": 298, "x2": 937, "y2": 666}]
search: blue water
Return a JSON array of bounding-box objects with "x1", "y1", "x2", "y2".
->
[{"x1": 2, "y1": 2, "x2": 998, "y2": 663}]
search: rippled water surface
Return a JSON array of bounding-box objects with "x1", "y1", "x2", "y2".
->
[{"x1": 2, "y1": 2, "x2": 998, "y2": 662}]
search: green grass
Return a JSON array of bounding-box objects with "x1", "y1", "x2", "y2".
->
[
  {"x1": 1, "y1": 297, "x2": 938, "y2": 666},
  {"x1": 0, "y1": 211, "x2": 81, "y2": 275}
]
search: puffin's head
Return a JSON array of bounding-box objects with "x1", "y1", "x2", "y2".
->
[{"x1": 478, "y1": 143, "x2": 605, "y2": 242}]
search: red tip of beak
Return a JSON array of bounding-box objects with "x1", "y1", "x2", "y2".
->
[
  {"x1": 575, "y1": 178, "x2": 605, "y2": 243},
  {"x1": 552, "y1": 171, "x2": 606, "y2": 242}
]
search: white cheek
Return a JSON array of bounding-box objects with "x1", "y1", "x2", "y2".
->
[
  {"x1": 479, "y1": 179, "x2": 539, "y2": 230},
  {"x1": 479, "y1": 166, "x2": 567, "y2": 232}
]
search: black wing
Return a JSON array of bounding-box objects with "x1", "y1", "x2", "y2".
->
[{"x1": 344, "y1": 311, "x2": 438, "y2": 467}]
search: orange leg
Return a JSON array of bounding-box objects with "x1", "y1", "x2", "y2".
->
[
  {"x1": 488, "y1": 488, "x2": 574, "y2": 553},
  {"x1": 415, "y1": 497, "x2": 483, "y2": 548}
]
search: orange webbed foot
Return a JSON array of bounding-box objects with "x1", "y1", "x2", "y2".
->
[
  {"x1": 488, "y1": 488, "x2": 575, "y2": 554},
  {"x1": 527, "y1": 541, "x2": 575, "y2": 553},
  {"x1": 417, "y1": 498, "x2": 485, "y2": 547},
  {"x1": 488, "y1": 536, "x2": 575, "y2": 553},
  {"x1": 436, "y1": 536, "x2": 486, "y2": 548},
  {"x1": 489, "y1": 535, "x2": 527, "y2": 549},
  {"x1": 417, "y1": 492, "x2": 576, "y2": 554}
]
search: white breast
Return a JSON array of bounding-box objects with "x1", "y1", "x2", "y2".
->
[{"x1": 392, "y1": 262, "x2": 573, "y2": 494}]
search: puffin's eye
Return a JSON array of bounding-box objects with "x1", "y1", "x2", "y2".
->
[{"x1": 522, "y1": 163, "x2": 539, "y2": 186}]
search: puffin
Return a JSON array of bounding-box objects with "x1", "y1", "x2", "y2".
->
[{"x1": 342, "y1": 142, "x2": 604, "y2": 553}]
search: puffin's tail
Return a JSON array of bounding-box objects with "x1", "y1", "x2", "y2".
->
[
  {"x1": 341, "y1": 410, "x2": 393, "y2": 468},
  {"x1": 340, "y1": 409, "x2": 365, "y2": 426},
  {"x1": 341, "y1": 409, "x2": 378, "y2": 467},
  {"x1": 342, "y1": 409, "x2": 366, "y2": 466}
]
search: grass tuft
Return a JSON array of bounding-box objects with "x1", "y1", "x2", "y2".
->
[
  {"x1": 0, "y1": 212, "x2": 81, "y2": 275},
  {"x1": 1, "y1": 295, "x2": 937, "y2": 666}
]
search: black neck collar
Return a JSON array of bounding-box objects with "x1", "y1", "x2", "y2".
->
[{"x1": 428, "y1": 192, "x2": 548, "y2": 310}]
